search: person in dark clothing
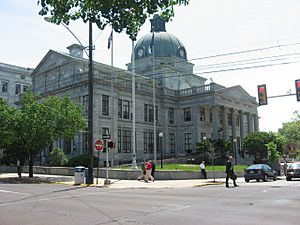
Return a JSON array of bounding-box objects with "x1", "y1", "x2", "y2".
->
[
  {"x1": 151, "y1": 161, "x2": 156, "y2": 179},
  {"x1": 138, "y1": 160, "x2": 146, "y2": 181},
  {"x1": 225, "y1": 156, "x2": 238, "y2": 188}
]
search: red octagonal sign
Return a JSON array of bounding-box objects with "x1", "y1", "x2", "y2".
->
[{"x1": 95, "y1": 139, "x2": 103, "y2": 151}]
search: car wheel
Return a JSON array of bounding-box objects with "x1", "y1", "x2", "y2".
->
[
  {"x1": 245, "y1": 179, "x2": 250, "y2": 183},
  {"x1": 286, "y1": 177, "x2": 292, "y2": 181},
  {"x1": 263, "y1": 175, "x2": 268, "y2": 182},
  {"x1": 273, "y1": 175, "x2": 277, "y2": 181},
  {"x1": 256, "y1": 179, "x2": 260, "y2": 182}
]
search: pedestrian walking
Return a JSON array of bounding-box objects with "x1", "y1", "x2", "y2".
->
[
  {"x1": 200, "y1": 161, "x2": 207, "y2": 179},
  {"x1": 17, "y1": 159, "x2": 22, "y2": 178},
  {"x1": 151, "y1": 160, "x2": 156, "y2": 179},
  {"x1": 225, "y1": 156, "x2": 238, "y2": 188},
  {"x1": 138, "y1": 160, "x2": 146, "y2": 181},
  {"x1": 145, "y1": 160, "x2": 154, "y2": 182}
]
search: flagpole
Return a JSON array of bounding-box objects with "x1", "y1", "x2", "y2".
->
[
  {"x1": 152, "y1": 30, "x2": 157, "y2": 164},
  {"x1": 131, "y1": 39, "x2": 137, "y2": 170},
  {"x1": 110, "y1": 28, "x2": 115, "y2": 167}
]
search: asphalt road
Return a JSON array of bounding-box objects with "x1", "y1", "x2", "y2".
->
[{"x1": 0, "y1": 178, "x2": 299, "y2": 225}]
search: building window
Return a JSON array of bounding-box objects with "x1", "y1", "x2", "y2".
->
[
  {"x1": 102, "y1": 95, "x2": 109, "y2": 116},
  {"x1": 118, "y1": 129, "x2": 121, "y2": 153},
  {"x1": 169, "y1": 107, "x2": 174, "y2": 124},
  {"x1": 169, "y1": 133, "x2": 175, "y2": 154},
  {"x1": 82, "y1": 95, "x2": 88, "y2": 117},
  {"x1": 227, "y1": 111, "x2": 232, "y2": 126},
  {"x1": 144, "y1": 104, "x2": 158, "y2": 122},
  {"x1": 236, "y1": 114, "x2": 240, "y2": 127},
  {"x1": 184, "y1": 133, "x2": 192, "y2": 153},
  {"x1": 15, "y1": 84, "x2": 21, "y2": 95},
  {"x1": 122, "y1": 129, "x2": 131, "y2": 153},
  {"x1": 102, "y1": 127, "x2": 109, "y2": 136},
  {"x1": 63, "y1": 140, "x2": 71, "y2": 154},
  {"x1": 144, "y1": 132, "x2": 148, "y2": 153},
  {"x1": 23, "y1": 85, "x2": 29, "y2": 93},
  {"x1": 123, "y1": 100, "x2": 130, "y2": 119},
  {"x1": 184, "y1": 107, "x2": 191, "y2": 122},
  {"x1": 118, "y1": 99, "x2": 122, "y2": 118},
  {"x1": 148, "y1": 131, "x2": 154, "y2": 154},
  {"x1": 1, "y1": 81, "x2": 8, "y2": 93},
  {"x1": 200, "y1": 107, "x2": 205, "y2": 122}
]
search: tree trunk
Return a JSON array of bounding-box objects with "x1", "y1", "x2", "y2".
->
[{"x1": 29, "y1": 155, "x2": 34, "y2": 177}]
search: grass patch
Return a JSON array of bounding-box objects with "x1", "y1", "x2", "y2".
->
[{"x1": 119, "y1": 164, "x2": 248, "y2": 172}]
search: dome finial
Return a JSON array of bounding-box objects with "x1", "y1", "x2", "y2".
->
[{"x1": 150, "y1": 14, "x2": 166, "y2": 32}]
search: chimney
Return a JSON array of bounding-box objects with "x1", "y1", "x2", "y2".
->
[{"x1": 67, "y1": 44, "x2": 84, "y2": 58}]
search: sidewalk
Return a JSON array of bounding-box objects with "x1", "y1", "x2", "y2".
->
[{"x1": 0, "y1": 173, "x2": 225, "y2": 189}]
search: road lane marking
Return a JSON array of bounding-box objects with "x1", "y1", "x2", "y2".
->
[{"x1": 0, "y1": 189, "x2": 31, "y2": 195}]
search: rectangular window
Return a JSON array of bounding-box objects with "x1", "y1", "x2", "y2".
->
[
  {"x1": 144, "y1": 104, "x2": 158, "y2": 122},
  {"x1": 184, "y1": 107, "x2": 191, "y2": 122},
  {"x1": 144, "y1": 104, "x2": 148, "y2": 122},
  {"x1": 227, "y1": 111, "x2": 232, "y2": 126},
  {"x1": 169, "y1": 133, "x2": 175, "y2": 154},
  {"x1": 23, "y1": 85, "x2": 29, "y2": 93},
  {"x1": 102, "y1": 95, "x2": 109, "y2": 116},
  {"x1": 200, "y1": 107, "x2": 205, "y2": 121},
  {"x1": 1, "y1": 81, "x2": 8, "y2": 93},
  {"x1": 148, "y1": 131, "x2": 154, "y2": 154},
  {"x1": 82, "y1": 95, "x2": 88, "y2": 117},
  {"x1": 169, "y1": 108, "x2": 174, "y2": 124},
  {"x1": 144, "y1": 131, "x2": 148, "y2": 153},
  {"x1": 102, "y1": 127, "x2": 109, "y2": 136},
  {"x1": 118, "y1": 99, "x2": 122, "y2": 118},
  {"x1": 118, "y1": 129, "x2": 121, "y2": 153},
  {"x1": 184, "y1": 133, "x2": 192, "y2": 153},
  {"x1": 15, "y1": 84, "x2": 21, "y2": 95},
  {"x1": 123, "y1": 100, "x2": 130, "y2": 119},
  {"x1": 122, "y1": 129, "x2": 131, "y2": 153}
]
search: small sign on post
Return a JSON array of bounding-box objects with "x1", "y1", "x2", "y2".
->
[
  {"x1": 102, "y1": 134, "x2": 111, "y2": 140},
  {"x1": 95, "y1": 139, "x2": 103, "y2": 151}
]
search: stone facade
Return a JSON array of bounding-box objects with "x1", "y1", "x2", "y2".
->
[{"x1": 0, "y1": 63, "x2": 32, "y2": 105}]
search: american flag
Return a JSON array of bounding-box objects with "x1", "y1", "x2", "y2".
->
[{"x1": 108, "y1": 31, "x2": 113, "y2": 49}]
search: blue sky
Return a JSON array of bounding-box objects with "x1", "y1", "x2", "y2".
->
[{"x1": 1, "y1": 0, "x2": 300, "y2": 131}]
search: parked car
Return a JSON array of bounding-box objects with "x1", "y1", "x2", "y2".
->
[
  {"x1": 244, "y1": 164, "x2": 277, "y2": 182},
  {"x1": 286, "y1": 162, "x2": 300, "y2": 181}
]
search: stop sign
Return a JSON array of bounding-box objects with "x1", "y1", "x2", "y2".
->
[{"x1": 95, "y1": 139, "x2": 103, "y2": 151}]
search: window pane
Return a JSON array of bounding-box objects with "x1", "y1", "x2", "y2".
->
[{"x1": 102, "y1": 95, "x2": 109, "y2": 116}]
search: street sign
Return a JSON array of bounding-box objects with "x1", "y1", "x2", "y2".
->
[
  {"x1": 95, "y1": 139, "x2": 103, "y2": 151},
  {"x1": 102, "y1": 134, "x2": 111, "y2": 140}
]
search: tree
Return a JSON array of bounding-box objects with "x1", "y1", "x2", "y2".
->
[
  {"x1": 4, "y1": 91, "x2": 86, "y2": 177},
  {"x1": 278, "y1": 110, "x2": 300, "y2": 159},
  {"x1": 242, "y1": 132, "x2": 283, "y2": 163},
  {"x1": 0, "y1": 99, "x2": 16, "y2": 150},
  {"x1": 37, "y1": 0, "x2": 190, "y2": 40}
]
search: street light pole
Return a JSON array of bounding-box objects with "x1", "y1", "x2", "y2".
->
[
  {"x1": 233, "y1": 138, "x2": 237, "y2": 166},
  {"x1": 159, "y1": 132, "x2": 163, "y2": 169},
  {"x1": 86, "y1": 21, "x2": 94, "y2": 184}
]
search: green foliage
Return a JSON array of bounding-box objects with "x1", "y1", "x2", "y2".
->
[
  {"x1": 37, "y1": 0, "x2": 190, "y2": 40},
  {"x1": 49, "y1": 147, "x2": 68, "y2": 166},
  {"x1": 243, "y1": 132, "x2": 283, "y2": 162},
  {"x1": 196, "y1": 138, "x2": 230, "y2": 161},
  {"x1": 278, "y1": 110, "x2": 300, "y2": 158},
  {"x1": 67, "y1": 154, "x2": 98, "y2": 167},
  {"x1": 1, "y1": 91, "x2": 87, "y2": 177}
]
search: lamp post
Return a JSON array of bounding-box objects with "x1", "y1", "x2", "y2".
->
[
  {"x1": 44, "y1": 17, "x2": 94, "y2": 184},
  {"x1": 233, "y1": 138, "x2": 237, "y2": 165},
  {"x1": 159, "y1": 132, "x2": 163, "y2": 169}
]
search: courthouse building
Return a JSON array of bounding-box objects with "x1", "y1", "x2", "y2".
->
[{"x1": 31, "y1": 15, "x2": 259, "y2": 165}]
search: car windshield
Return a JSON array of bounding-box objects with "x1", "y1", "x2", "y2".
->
[
  {"x1": 288, "y1": 163, "x2": 300, "y2": 169},
  {"x1": 247, "y1": 164, "x2": 263, "y2": 170}
]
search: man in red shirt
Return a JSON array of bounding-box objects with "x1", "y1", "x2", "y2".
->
[{"x1": 145, "y1": 160, "x2": 155, "y2": 182}]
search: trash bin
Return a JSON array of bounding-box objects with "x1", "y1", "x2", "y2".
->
[{"x1": 74, "y1": 166, "x2": 85, "y2": 185}]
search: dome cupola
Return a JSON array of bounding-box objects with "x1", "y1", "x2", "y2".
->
[{"x1": 134, "y1": 14, "x2": 187, "y2": 61}]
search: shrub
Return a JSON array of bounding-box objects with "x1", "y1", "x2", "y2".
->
[
  {"x1": 66, "y1": 154, "x2": 98, "y2": 167},
  {"x1": 49, "y1": 147, "x2": 68, "y2": 166}
]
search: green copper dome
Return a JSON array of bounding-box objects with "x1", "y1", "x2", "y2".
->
[{"x1": 134, "y1": 15, "x2": 187, "y2": 61}]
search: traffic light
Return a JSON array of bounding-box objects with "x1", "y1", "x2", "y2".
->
[
  {"x1": 257, "y1": 84, "x2": 268, "y2": 106},
  {"x1": 107, "y1": 140, "x2": 115, "y2": 148},
  {"x1": 295, "y1": 79, "x2": 300, "y2": 101}
]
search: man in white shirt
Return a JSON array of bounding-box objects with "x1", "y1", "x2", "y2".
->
[{"x1": 200, "y1": 161, "x2": 207, "y2": 179}]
